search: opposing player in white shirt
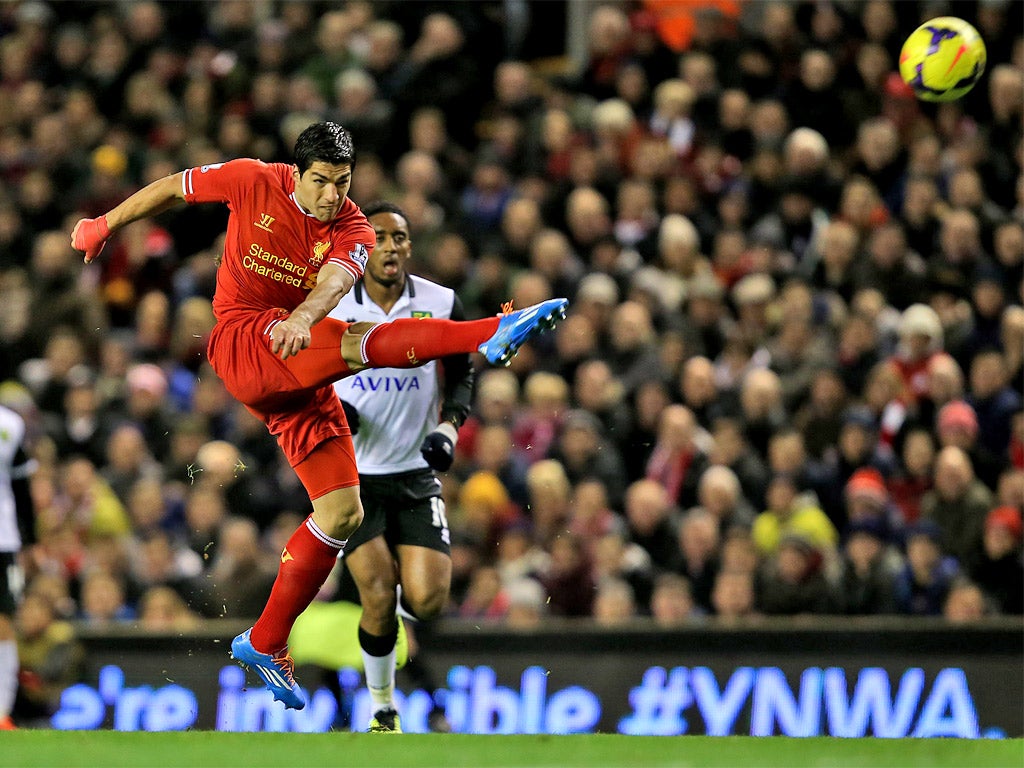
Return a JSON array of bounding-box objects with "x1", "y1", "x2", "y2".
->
[
  {"x1": 0, "y1": 403, "x2": 37, "y2": 729},
  {"x1": 330, "y1": 201, "x2": 474, "y2": 732}
]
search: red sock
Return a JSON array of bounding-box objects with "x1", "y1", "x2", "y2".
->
[
  {"x1": 361, "y1": 317, "x2": 500, "y2": 368},
  {"x1": 250, "y1": 516, "x2": 344, "y2": 653}
]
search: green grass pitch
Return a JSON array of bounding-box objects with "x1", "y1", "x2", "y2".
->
[{"x1": 1, "y1": 732, "x2": 1021, "y2": 768}]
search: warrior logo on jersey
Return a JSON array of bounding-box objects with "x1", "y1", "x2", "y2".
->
[
  {"x1": 311, "y1": 240, "x2": 330, "y2": 266},
  {"x1": 255, "y1": 213, "x2": 275, "y2": 233},
  {"x1": 411, "y1": 311, "x2": 433, "y2": 319},
  {"x1": 349, "y1": 243, "x2": 369, "y2": 269}
]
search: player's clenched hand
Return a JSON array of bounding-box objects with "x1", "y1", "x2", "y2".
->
[
  {"x1": 420, "y1": 422, "x2": 459, "y2": 472},
  {"x1": 271, "y1": 317, "x2": 311, "y2": 360},
  {"x1": 71, "y1": 215, "x2": 111, "y2": 263}
]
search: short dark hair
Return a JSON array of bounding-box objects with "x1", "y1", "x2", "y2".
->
[
  {"x1": 361, "y1": 200, "x2": 408, "y2": 222},
  {"x1": 293, "y1": 122, "x2": 356, "y2": 174}
]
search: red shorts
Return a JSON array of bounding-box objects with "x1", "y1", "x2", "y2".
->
[
  {"x1": 293, "y1": 433, "x2": 359, "y2": 500},
  {"x1": 207, "y1": 308, "x2": 357, "y2": 470}
]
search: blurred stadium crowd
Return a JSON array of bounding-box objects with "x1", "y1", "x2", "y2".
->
[{"x1": 0, "y1": 0, "x2": 1022, "y2": 718}]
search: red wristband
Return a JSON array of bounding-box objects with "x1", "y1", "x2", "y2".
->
[{"x1": 94, "y1": 214, "x2": 110, "y2": 240}]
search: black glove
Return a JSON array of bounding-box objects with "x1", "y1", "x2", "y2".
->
[
  {"x1": 420, "y1": 425, "x2": 457, "y2": 471},
  {"x1": 341, "y1": 400, "x2": 360, "y2": 435}
]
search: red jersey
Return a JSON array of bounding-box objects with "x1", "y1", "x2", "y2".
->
[
  {"x1": 181, "y1": 159, "x2": 374, "y2": 321},
  {"x1": 890, "y1": 351, "x2": 939, "y2": 403}
]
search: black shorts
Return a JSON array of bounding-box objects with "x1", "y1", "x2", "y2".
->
[
  {"x1": 346, "y1": 469, "x2": 451, "y2": 556},
  {"x1": 0, "y1": 552, "x2": 23, "y2": 616}
]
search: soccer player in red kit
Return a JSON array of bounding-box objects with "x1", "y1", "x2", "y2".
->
[{"x1": 71, "y1": 122, "x2": 567, "y2": 709}]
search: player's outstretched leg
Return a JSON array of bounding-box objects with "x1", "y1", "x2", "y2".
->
[
  {"x1": 352, "y1": 298, "x2": 570, "y2": 371},
  {"x1": 477, "y1": 298, "x2": 569, "y2": 366},
  {"x1": 231, "y1": 628, "x2": 305, "y2": 710}
]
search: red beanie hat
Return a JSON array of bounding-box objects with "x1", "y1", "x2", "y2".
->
[
  {"x1": 986, "y1": 506, "x2": 1023, "y2": 543},
  {"x1": 845, "y1": 468, "x2": 887, "y2": 505}
]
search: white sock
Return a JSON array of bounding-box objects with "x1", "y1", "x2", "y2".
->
[
  {"x1": 362, "y1": 647, "x2": 396, "y2": 712},
  {"x1": 0, "y1": 640, "x2": 17, "y2": 718}
]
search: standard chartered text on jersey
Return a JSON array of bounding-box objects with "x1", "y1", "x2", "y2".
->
[{"x1": 242, "y1": 249, "x2": 312, "y2": 288}]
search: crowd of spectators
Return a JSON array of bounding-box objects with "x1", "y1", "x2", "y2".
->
[{"x1": 0, "y1": 0, "x2": 1022, "y2": 711}]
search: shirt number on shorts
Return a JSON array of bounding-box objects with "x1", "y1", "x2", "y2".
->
[{"x1": 430, "y1": 497, "x2": 450, "y2": 546}]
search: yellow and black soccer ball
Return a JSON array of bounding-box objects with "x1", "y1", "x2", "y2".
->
[{"x1": 899, "y1": 17, "x2": 987, "y2": 102}]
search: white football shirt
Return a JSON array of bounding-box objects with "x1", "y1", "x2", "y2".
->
[
  {"x1": 330, "y1": 277, "x2": 456, "y2": 474},
  {"x1": 0, "y1": 404, "x2": 34, "y2": 552}
]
